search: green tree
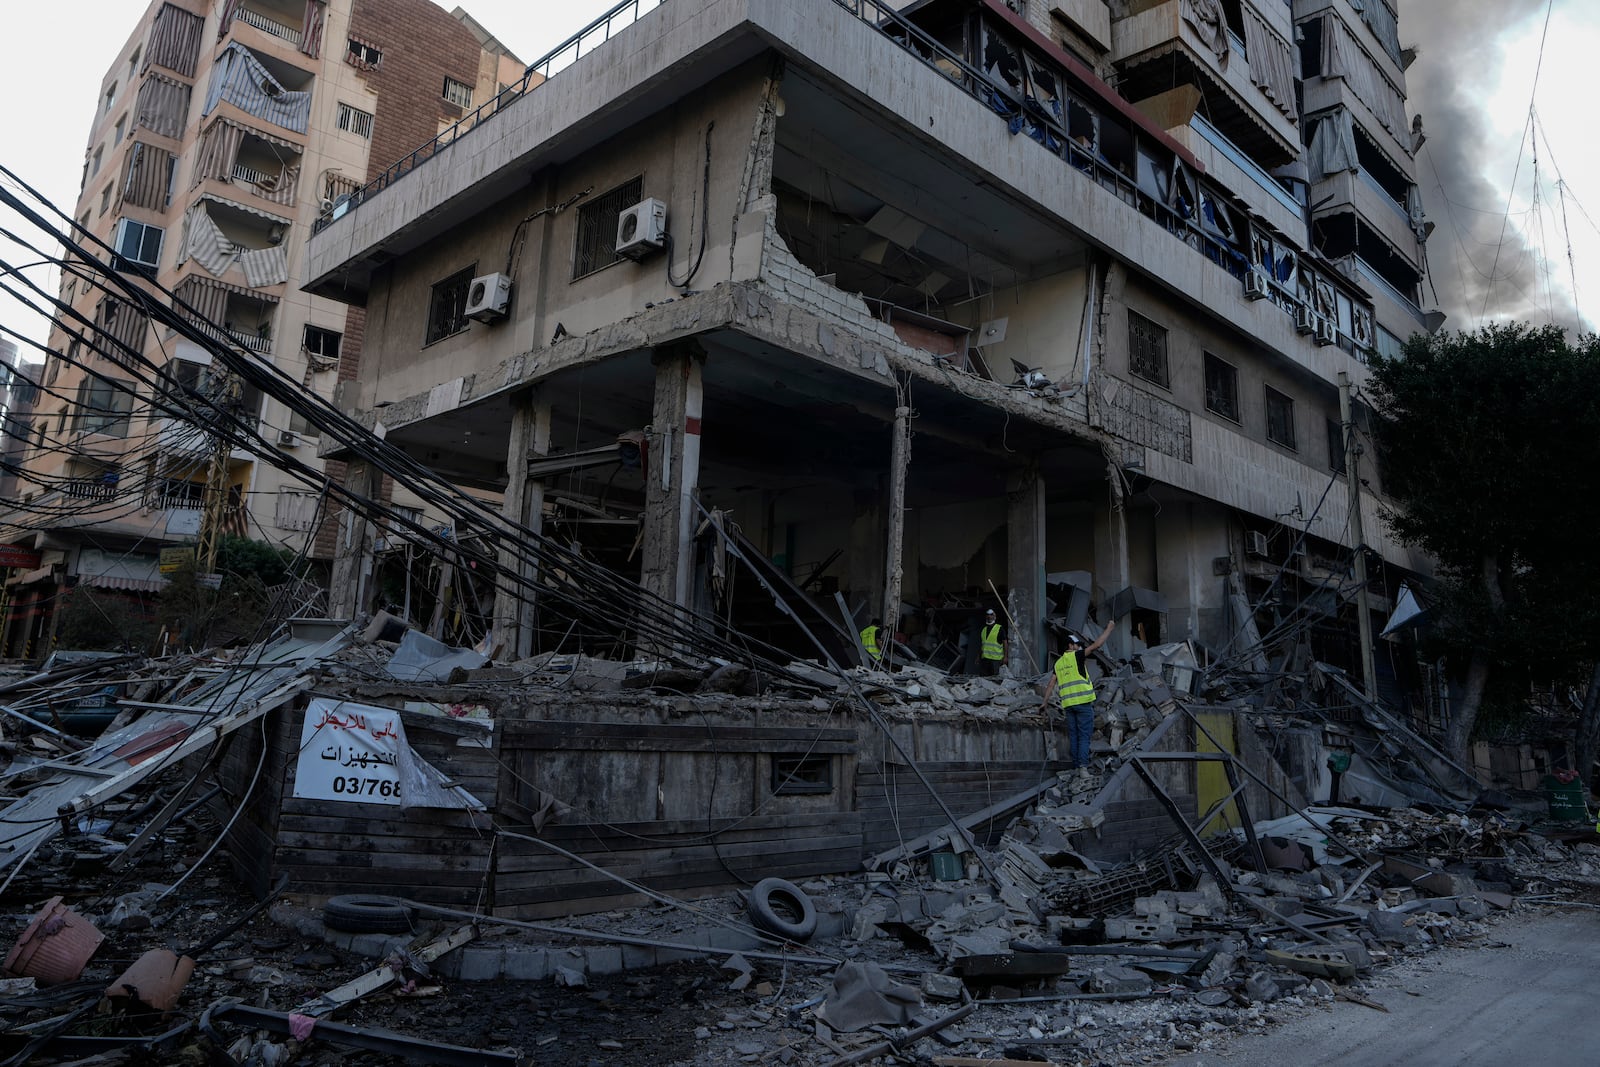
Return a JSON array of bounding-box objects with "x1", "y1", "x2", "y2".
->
[
  {"x1": 1366, "y1": 323, "x2": 1600, "y2": 767},
  {"x1": 160, "y1": 536, "x2": 301, "y2": 648}
]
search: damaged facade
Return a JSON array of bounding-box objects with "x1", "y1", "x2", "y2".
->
[{"x1": 306, "y1": 0, "x2": 1437, "y2": 687}]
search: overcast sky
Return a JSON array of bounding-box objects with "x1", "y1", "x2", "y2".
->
[{"x1": 1, "y1": 0, "x2": 1594, "y2": 364}]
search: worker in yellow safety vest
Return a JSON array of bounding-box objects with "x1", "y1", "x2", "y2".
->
[
  {"x1": 860, "y1": 618, "x2": 883, "y2": 665},
  {"x1": 1051, "y1": 620, "x2": 1115, "y2": 770},
  {"x1": 978, "y1": 608, "x2": 1006, "y2": 676}
]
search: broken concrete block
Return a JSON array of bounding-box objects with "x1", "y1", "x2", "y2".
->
[
  {"x1": 1365, "y1": 909, "x2": 1421, "y2": 946},
  {"x1": 1103, "y1": 918, "x2": 1178, "y2": 942},
  {"x1": 1088, "y1": 966, "x2": 1152, "y2": 995},
  {"x1": 921, "y1": 972, "x2": 964, "y2": 1001}
]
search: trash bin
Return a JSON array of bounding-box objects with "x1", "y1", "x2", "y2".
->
[{"x1": 1541, "y1": 774, "x2": 1591, "y2": 822}]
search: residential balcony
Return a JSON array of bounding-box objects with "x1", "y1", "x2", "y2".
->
[
  {"x1": 1293, "y1": 0, "x2": 1406, "y2": 92},
  {"x1": 1111, "y1": 0, "x2": 1301, "y2": 167},
  {"x1": 220, "y1": 0, "x2": 325, "y2": 71},
  {"x1": 1301, "y1": 61, "x2": 1412, "y2": 166},
  {"x1": 204, "y1": 40, "x2": 314, "y2": 137},
  {"x1": 1311, "y1": 168, "x2": 1421, "y2": 271},
  {"x1": 1172, "y1": 113, "x2": 1304, "y2": 246}
]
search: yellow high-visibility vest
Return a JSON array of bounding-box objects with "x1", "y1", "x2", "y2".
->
[
  {"x1": 1054, "y1": 650, "x2": 1096, "y2": 708},
  {"x1": 861, "y1": 626, "x2": 881, "y2": 659},
  {"x1": 980, "y1": 623, "x2": 1004, "y2": 661}
]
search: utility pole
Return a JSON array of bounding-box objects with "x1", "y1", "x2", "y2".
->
[
  {"x1": 1339, "y1": 371, "x2": 1378, "y2": 700},
  {"x1": 197, "y1": 371, "x2": 242, "y2": 581}
]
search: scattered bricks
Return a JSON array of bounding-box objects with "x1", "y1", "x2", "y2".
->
[
  {"x1": 1263, "y1": 949, "x2": 1357, "y2": 980},
  {"x1": 1088, "y1": 966, "x2": 1153, "y2": 995},
  {"x1": 1103, "y1": 919, "x2": 1178, "y2": 942},
  {"x1": 1382, "y1": 887, "x2": 1418, "y2": 907},
  {"x1": 921, "y1": 972, "x2": 965, "y2": 1001},
  {"x1": 503, "y1": 948, "x2": 550, "y2": 981},
  {"x1": 1200, "y1": 951, "x2": 1237, "y2": 988},
  {"x1": 456, "y1": 945, "x2": 505, "y2": 981}
]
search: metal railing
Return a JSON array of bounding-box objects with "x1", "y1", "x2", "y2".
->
[
  {"x1": 312, "y1": 0, "x2": 667, "y2": 234},
  {"x1": 232, "y1": 162, "x2": 269, "y2": 185},
  {"x1": 62, "y1": 478, "x2": 119, "y2": 500},
  {"x1": 235, "y1": 6, "x2": 301, "y2": 44},
  {"x1": 832, "y1": 0, "x2": 1251, "y2": 282}
]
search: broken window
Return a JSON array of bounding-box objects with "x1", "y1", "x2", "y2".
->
[
  {"x1": 1203, "y1": 353, "x2": 1239, "y2": 422},
  {"x1": 303, "y1": 324, "x2": 342, "y2": 363},
  {"x1": 425, "y1": 267, "x2": 475, "y2": 345},
  {"x1": 1127, "y1": 311, "x2": 1169, "y2": 388},
  {"x1": 572, "y1": 177, "x2": 642, "y2": 280},
  {"x1": 1264, "y1": 386, "x2": 1296, "y2": 450},
  {"x1": 1327, "y1": 418, "x2": 1347, "y2": 475},
  {"x1": 772, "y1": 755, "x2": 833, "y2": 796},
  {"x1": 443, "y1": 76, "x2": 473, "y2": 109},
  {"x1": 347, "y1": 38, "x2": 382, "y2": 69}
]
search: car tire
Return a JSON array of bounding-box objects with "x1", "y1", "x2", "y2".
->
[
  {"x1": 746, "y1": 878, "x2": 817, "y2": 942},
  {"x1": 322, "y1": 894, "x2": 416, "y2": 934}
]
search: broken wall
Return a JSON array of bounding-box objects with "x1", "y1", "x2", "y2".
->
[{"x1": 948, "y1": 268, "x2": 1090, "y2": 387}]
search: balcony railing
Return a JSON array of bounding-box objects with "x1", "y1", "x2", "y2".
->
[
  {"x1": 232, "y1": 162, "x2": 270, "y2": 185},
  {"x1": 234, "y1": 7, "x2": 301, "y2": 44},
  {"x1": 62, "y1": 478, "x2": 119, "y2": 501},
  {"x1": 314, "y1": 0, "x2": 666, "y2": 233},
  {"x1": 227, "y1": 327, "x2": 273, "y2": 353},
  {"x1": 1352, "y1": 256, "x2": 1424, "y2": 322},
  {"x1": 1191, "y1": 114, "x2": 1302, "y2": 218}
]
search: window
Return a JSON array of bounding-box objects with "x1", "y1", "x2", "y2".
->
[
  {"x1": 104, "y1": 82, "x2": 118, "y2": 115},
  {"x1": 127, "y1": 46, "x2": 140, "y2": 80},
  {"x1": 1127, "y1": 311, "x2": 1169, "y2": 387},
  {"x1": 114, "y1": 218, "x2": 164, "y2": 268},
  {"x1": 75, "y1": 376, "x2": 133, "y2": 438},
  {"x1": 772, "y1": 755, "x2": 833, "y2": 796},
  {"x1": 148, "y1": 477, "x2": 205, "y2": 510},
  {"x1": 346, "y1": 38, "x2": 382, "y2": 68},
  {"x1": 425, "y1": 267, "x2": 475, "y2": 344},
  {"x1": 572, "y1": 177, "x2": 643, "y2": 279},
  {"x1": 442, "y1": 76, "x2": 473, "y2": 109},
  {"x1": 1264, "y1": 386, "x2": 1296, "y2": 449},
  {"x1": 113, "y1": 115, "x2": 126, "y2": 146},
  {"x1": 1327, "y1": 418, "x2": 1347, "y2": 475},
  {"x1": 98, "y1": 183, "x2": 113, "y2": 216},
  {"x1": 302, "y1": 324, "x2": 342, "y2": 362},
  {"x1": 1203, "y1": 353, "x2": 1239, "y2": 422},
  {"x1": 91, "y1": 146, "x2": 103, "y2": 178},
  {"x1": 336, "y1": 102, "x2": 373, "y2": 138}
]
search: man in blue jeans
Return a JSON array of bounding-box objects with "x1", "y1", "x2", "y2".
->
[{"x1": 1051, "y1": 620, "x2": 1114, "y2": 770}]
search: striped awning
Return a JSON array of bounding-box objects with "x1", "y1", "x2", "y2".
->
[{"x1": 199, "y1": 192, "x2": 291, "y2": 226}]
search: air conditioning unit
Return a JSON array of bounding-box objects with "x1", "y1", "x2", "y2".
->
[
  {"x1": 277, "y1": 430, "x2": 299, "y2": 446},
  {"x1": 1294, "y1": 305, "x2": 1316, "y2": 334},
  {"x1": 1245, "y1": 530, "x2": 1270, "y2": 558},
  {"x1": 616, "y1": 197, "x2": 667, "y2": 260},
  {"x1": 1243, "y1": 270, "x2": 1269, "y2": 300},
  {"x1": 1313, "y1": 316, "x2": 1338, "y2": 346},
  {"x1": 464, "y1": 272, "x2": 512, "y2": 322}
]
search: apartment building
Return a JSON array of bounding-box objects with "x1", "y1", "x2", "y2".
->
[
  {"x1": 0, "y1": 0, "x2": 521, "y2": 655},
  {"x1": 302, "y1": 0, "x2": 1436, "y2": 690}
]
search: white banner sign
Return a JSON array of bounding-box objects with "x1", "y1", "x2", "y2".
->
[{"x1": 293, "y1": 698, "x2": 406, "y2": 805}]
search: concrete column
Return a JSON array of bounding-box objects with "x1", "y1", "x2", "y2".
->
[
  {"x1": 328, "y1": 460, "x2": 379, "y2": 620},
  {"x1": 881, "y1": 400, "x2": 911, "y2": 642},
  {"x1": 493, "y1": 388, "x2": 552, "y2": 661},
  {"x1": 1006, "y1": 463, "x2": 1046, "y2": 676},
  {"x1": 641, "y1": 344, "x2": 705, "y2": 611}
]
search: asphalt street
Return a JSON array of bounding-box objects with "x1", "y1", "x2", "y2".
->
[{"x1": 1168, "y1": 906, "x2": 1600, "y2": 1067}]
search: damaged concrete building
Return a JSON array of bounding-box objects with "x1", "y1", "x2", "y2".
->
[{"x1": 280, "y1": 0, "x2": 1446, "y2": 908}]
